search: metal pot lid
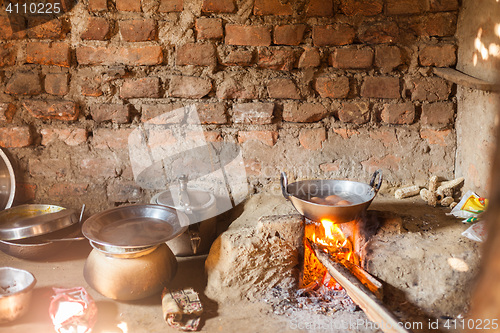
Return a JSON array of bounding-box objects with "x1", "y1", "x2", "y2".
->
[
  {"x1": 0, "y1": 205, "x2": 78, "y2": 241},
  {"x1": 82, "y1": 204, "x2": 189, "y2": 248},
  {"x1": 154, "y1": 187, "x2": 215, "y2": 211},
  {"x1": 0, "y1": 149, "x2": 15, "y2": 211}
]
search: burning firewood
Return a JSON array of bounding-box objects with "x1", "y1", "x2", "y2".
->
[{"x1": 307, "y1": 239, "x2": 412, "y2": 333}]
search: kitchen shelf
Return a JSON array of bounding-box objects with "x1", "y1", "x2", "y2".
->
[{"x1": 433, "y1": 67, "x2": 499, "y2": 92}]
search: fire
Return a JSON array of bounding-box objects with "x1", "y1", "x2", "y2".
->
[{"x1": 301, "y1": 218, "x2": 356, "y2": 289}]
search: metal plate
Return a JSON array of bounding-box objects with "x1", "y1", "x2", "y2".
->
[
  {"x1": 0, "y1": 149, "x2": 15, "y2": 211},
  {"x1": 82, "y1": 204, "x2": 189, "y2": 248},
  {"x1": 0, "y1": 205, "x2": 78, "y2": 240}
]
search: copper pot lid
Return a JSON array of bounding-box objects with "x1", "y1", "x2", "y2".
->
[
  {"x1": 82, "y1": 204, "x2": 189, "y2": 248},
  {"x1": 0, "y1": 205, "x2": 78, "y2": 241}
]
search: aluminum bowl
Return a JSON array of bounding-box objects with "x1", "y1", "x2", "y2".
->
[
  {"x1": 0, "y1": 149, "x2": 15, "y2": 211},
  {"x1": 0, "y1": 267, "x2": 36, "y2": 323}
]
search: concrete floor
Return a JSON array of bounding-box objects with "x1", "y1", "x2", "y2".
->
[{"x1": 0, "y1": 193, "x2": 482, "y2": 333}]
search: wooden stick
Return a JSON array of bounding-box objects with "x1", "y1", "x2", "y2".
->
[{"x1": 308, "y1": 239, "x2": 411, "y2": 333}]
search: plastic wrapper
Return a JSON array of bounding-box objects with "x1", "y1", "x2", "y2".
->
[
  {"x1": 49, "y1": 287, "x2": 97, "y2": 333},
  {"x1": 448, "y1": 190, "x2": 488, "y2": 222},
  {"x1": 162, "y1": 288, "x2": 203, "y2": 331},
  {"x1": 462, "y1": 220, "x2": 487, "y2": 242}
]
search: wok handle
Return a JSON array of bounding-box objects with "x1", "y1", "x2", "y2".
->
[
  {"x1": 369, "y1": 170, "x2": 383, "y2": 193},
  {"x1": 280, "y1": 172, "x2": 290, "y2": 200}
]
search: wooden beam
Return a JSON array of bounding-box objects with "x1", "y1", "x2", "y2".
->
[
  {"x1": 433, "y1": 67, "x2": 499, "y2": 92},
  {"x1": 308, "y1": 239, "x2": 411, "y2": 333}
]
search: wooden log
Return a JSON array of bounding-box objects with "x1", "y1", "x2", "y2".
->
[{"x1": 308, "y1": 239, "x2": 411, "y2": 333}]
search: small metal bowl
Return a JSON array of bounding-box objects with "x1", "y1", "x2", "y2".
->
[{"x1": 0, "y1": 267, "x2": 36, "y2": 323}]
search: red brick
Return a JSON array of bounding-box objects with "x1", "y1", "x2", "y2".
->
[
  {"x1": 120, "y1": 77, "x2": 161, "y2": 99},
  {"x1": 380, "y1": 102, "x2": 415, "y2": 125},
  {"x1": 386, "y1": 0, "x2": 425, "y2": 15},
  {"x1": 330, "y1": 48, "x2": 373, "y2": 69},
  {"x1": 45, "y1": 73, "x2": 69, "y2": 96},
  {"x1": 358, "y1": 22, "x2": 400, "y2": 44},
  {"x1": 76, "y1": 46, "x2": 163, "y2": 66},
  {"x1": 368, "y1": 127, "x2": 397, "y2": 147},
  {"x1": 298, "y1": 47, "x2": 321, "y2": 68},
  {"x1": 410, "y1": 77, "x2": 450, "y2": 102},
  {"x1": 81, "y1": 76, "x2": 103, "y2": 97},
  {"x1": 141, "y1": 103, "x2": 185, "y2": 124},
  {"x1": 243, "y1": 158, "x2": 261, "y2": 177},
  {"x1": 216, "y1": 78, "x2": 257, "y2": 99},
  {"x1": 419, "y1": 44, "x2": 457, "y2": 67},
  {"x1": 23, "y1": 100, "x2": 78, "y2": 121},
  {"x1": 176, "y1": 43, "x2": 217, "y2": 66},
  {"x1": 116, "y1": 0, "x2": 141, "y2": 11},
  {"x1": 91, "y1": 104, "x2": 131, "y2": 123},
  {"x1": 314, "y1": 76, "x2": 349, "y2": 98},
  {"x1": 29, "y1": 158, "x2": 70, "y2": 178},
  {"x1": 14, "y1": 183, "x2": 36, "y2": 204},
  {"x1": 274, "y1": 24, "x2": 306, "y2": 46},
  {"x1": 421, "y1": 102, "x2": 454, "y2": 127},
  {"x1": 0, "y1": 43, "x2": 16, "y2": 67},
  {"x1": 306, "y1": 0, "x2": 333, "y2": 17},
  {"x1": 6, "y1": 72, "x2": 42, "y2": 95},
  {"x1": 222, "y1": 49, "x2": 253, "y2": 66},
  {"x1": 169, "y1": 76, "x2": 212, "y2": 98},
  {"x1": 232, "y1": 103, "x2": 274, "y2": 124},
  {"x1": 49, "y1": 183, "x2": 89, "y2": 198},
  {"x1": 195, "y1": 18, "x2": 223, "y2": 40},
  {"x1": 147, "y1": 129, "x2": 177, "y2": 147},
  {"x1": 338, "y1": 101, "x2": 370, "y2": 124},
  {"x1": 119, "y1": 19, "x2": 156, "y2": 42},
  {"x1": 340, "y1": 0, "x2": 382, "y2": 16},
  {"x1": 420, "y1": 128, "x2": 453, "y2": 146},
  {"x1": 410, "y1": 13, "x2": 457, "y2": 37},
  {"x1": 0, "y1": 16, "x2": 26, "y2": 40},
  {"x1": 190, "y1": 103, "x2": 227, "y2": 124},
  {"x1": 159, "y1": 0, "x2": 183, "y2": 12},
  {"x1": 88, "y1": 0, "x2": 107, "y2": 11},
  {"x1": 225, "y1": 25, "x2": 272, "y2": 46},
  {"x1": 299, "y1": 128, "x2": 326, "y2": 150},
  {"x1": 81, "y1": 158, "x2": 119, "y2": 178},
  {"x1": 186, "y1": 131, "x2": 222, "y2": 143},
  {"x1": 238, "y1": 130, "x2": 278, "y2": 146},
  {"x1": 107, "y1": 181, "x2": 142, "y2": 202},
  {"x1": 0, "y1": 127, "x2": 32, "y2": 147},
  {"x1": 202, "y1": 0, "x2": 235, "y2": 13},
  {"x1": 361, "y1": 155, "x2": 402, "y2": 173},
  {"x1": 0, "y1": 103, "x2": 15, "y2": 123},
  {"x1": 319, "y1": 162, "x2": 339, "y2": 173},
  {"x1": 26, "y1": 42, "x2": 70, "y2": 67},
  {"x1": 93, "y1": 128, "x2": 133, "y2": 149},
  {"x1": 80, "y1": 17, "x2": 109, "y2": 40},
  {"x1": 312, "y1": 24, "x2": 355, "y2": 47},
  {"x1": 332, "y1": 128, "x2": 359, "y2": 139},
  {"x1": 40, "y1": 127, "x2": 88, "y2": 146},
  {"x1": 27, "y1": 17, "x2": 64, "y2": 39},
  {"x1": 257, "y1": 48, "x2": 295, "y2": 71},
  {"x1": 267, "y1": 78, "x2": 301, "y2": 99},
  {"x1": 254, "y1": 0, "x2": 292, "y2": 16},
  {"x1": 361, "y1": 77, "x2": 400, "y2": 99},
  {"x1": 283, "y1": 102, "x2": 328, "y2": 123},
  {"x1": 375, "y1": 45, "x2": 402, "y2": 72},
  {"x1": 429, "y1": 0, "x2": 458, "y2": 12}
]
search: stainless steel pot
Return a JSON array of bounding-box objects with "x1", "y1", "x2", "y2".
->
[
  {"x1": 151, "y1": 185, "x2": 218, "y2": 256},
  {"x1": 0, "y1": 267, "x2": 36, "y2": 323},
  {"x1": 0, "y1": 149, "x2": 15, "y2": 211},
  {"x1": 280, "y1": 170, "x2": 382, "y2": 223}
]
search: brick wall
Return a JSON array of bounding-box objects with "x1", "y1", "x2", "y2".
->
[{"x1": 0, "y1": 0, "x2": 459, "y2": 212}]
